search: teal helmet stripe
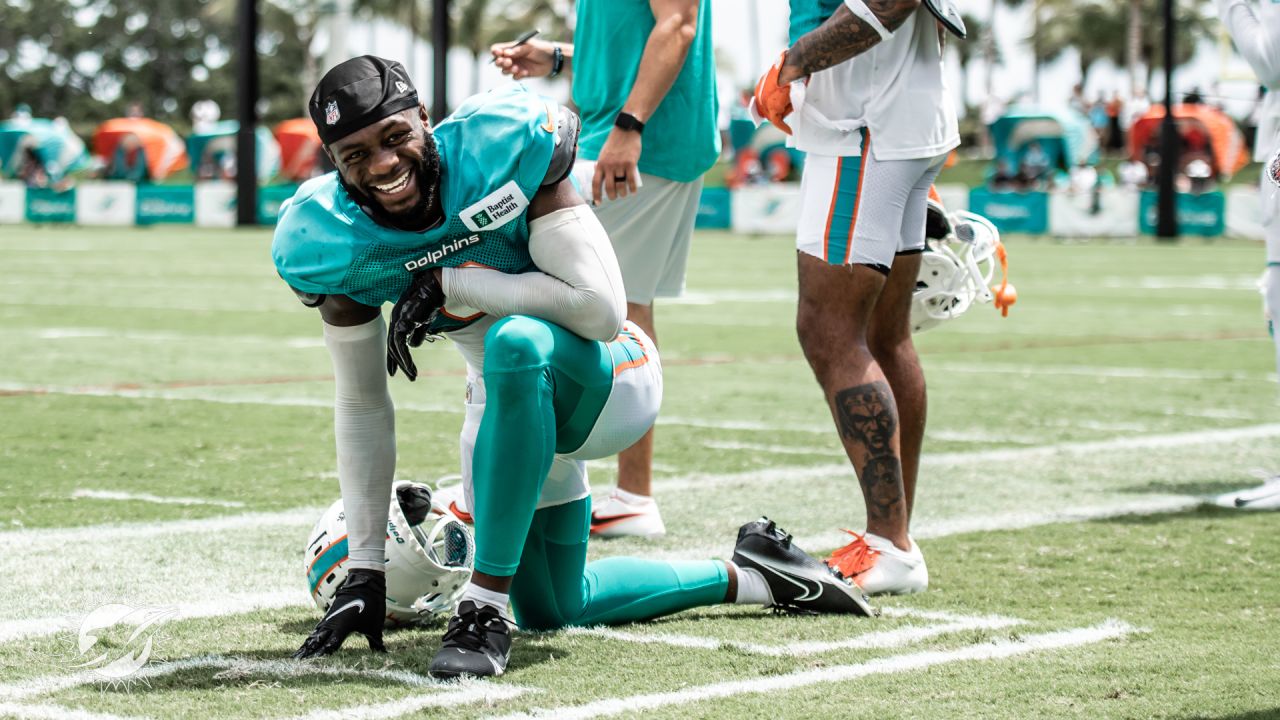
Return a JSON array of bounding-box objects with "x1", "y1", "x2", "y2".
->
[{"x1": 307, "y1": 536, "x2": 350, "y2": 593}]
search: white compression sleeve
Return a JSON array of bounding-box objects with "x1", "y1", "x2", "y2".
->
[
  {"x1": 441, "y1": 205, "x2": 627, "y2": 341},
  {"x1": 324, "y1": 317, "x2": 396, "y2": 571}
]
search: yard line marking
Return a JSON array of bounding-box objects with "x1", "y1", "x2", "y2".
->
[
  {"x1": 0, "y1": 704, "x2": 134, "y2": 720},
  {"x1": 0, "y1": 509, "x2": 319, "y2": 547},
  {"x1": 0, "y1": 654, "x2": 445, "y2": 701},
  {"x1": 655, "y1": 422, "x2": 1280, "y2": 493},
  {"x1": 567, "y1": 614, "x2": 1022, "y2": 657},
  {"x1": 288, "y1": 684, "x2": 529, "y2": 720},
  {"x1": 0, "y1": 591, "x2": 309, "y2": 644},
  {"x1": 1, "y1": 654, "x2": 528, "y2": 720},
  {"x1": 703, "y1": 439, "x2": 844, "y2": 456},
  {"x1": 661, "y1": 496, "x2": 1206, "y2": 564},
  {"x1": 14, "y1": 327, "x2": 326, "y2": 348},
  {"x1": 71, "y1": 489, "x2": 246, "y2": 508},
  {"x1": 489, "y1": 620, "x2": 1136, "y2": 720},
  {"x1": 666, "y1": 289, "x2": 796, "y2": 305},
  {"x1": 935, "y1": 361, "x2": 1266, "y2": 382}
]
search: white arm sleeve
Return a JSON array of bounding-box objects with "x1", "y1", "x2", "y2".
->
[
  {"x1": 1218, "y1": 0, "x2": 1280, "y2": 87},
  {"x1": 440, "y1": 204, "x2": 627, "y2": 341},
  {"x1": 324, "y1": 317, "x2": 396, "y2": 571}
]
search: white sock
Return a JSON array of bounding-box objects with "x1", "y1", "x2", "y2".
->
[
  {"x1": 459, "y1": 584, "x2": 511, "y2": 619},
  {"x1": 730, "y1": 563, "x2": 773, "y2": 605},
  {"x1": 612, "y1": 487, "x2": 652, "y2": 504}
]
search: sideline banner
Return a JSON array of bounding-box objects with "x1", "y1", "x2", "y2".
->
[
  {"x1": 137, "y1": 186, "x2": 196, "y2": 225},
  {"x1": 75, "y1": 182, "x2": 137, "y2": 226},
  {"x1": 1139, "y1": 191, "x2": 1226, "y2": 237},
  {"x1": 257, "y1": 184, "x2": 300, "y2": 225},
  {"x1": 967, "y1": 189, "x2": 1049, "y2": 234},
  {"x1": 1049, "y1": 187, "x2": 1140, "y2": 237},
  {"x1": 731, "y1": 184, "x2": 802, "y2": 235},
  {"x1": 26, "y1": 187, "x2": 77, "y2": 223},
  {"x1": 695, "y1": 187, "x2": 732, "y2": 229},
  {"x1": 194, "y1": 181, "x2": 237, "y2": 227},
  {"x1": 0, "y1": 182, "x2": 24, "y2": 224}
]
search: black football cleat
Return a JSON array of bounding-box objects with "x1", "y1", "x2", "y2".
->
[
  {"x1": 429, "y1": 601, "x2": 513, "y2": 679},
  {"x1": 732, "y1": 518, "x2": 877, "y2": 617}
]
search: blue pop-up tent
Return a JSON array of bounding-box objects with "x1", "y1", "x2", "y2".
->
[
  {"x1": 186, "y1": 121, "x2": 281, "y2": 181},
  {"x1": 989, "y1": 107, "x2": 1100, "y2": 172},
  {"x1": 0, "y1": 118, "x2": 90, "y2": 181}
]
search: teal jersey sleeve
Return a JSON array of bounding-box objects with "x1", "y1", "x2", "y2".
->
[{"x1": 271, "y1": 84, "x2": 560, "y2": 323}]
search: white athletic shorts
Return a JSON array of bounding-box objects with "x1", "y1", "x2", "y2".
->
[
  {"x1": 797, "y1": 131, "x2": 947, "y2": 271},
  {"x1": 575, "y1": 160, "x2": 702, "y2": 304},
  {"x1": 457, "y1": 321, "x2": 662, "y2": 511}
]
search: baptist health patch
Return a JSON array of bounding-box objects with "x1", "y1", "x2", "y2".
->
[{"x1": 461, "y1": 180, "x2": 529, "y2": 232}]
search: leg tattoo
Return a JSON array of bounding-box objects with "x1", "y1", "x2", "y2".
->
[{"x1": 834, "y1": 381, "x2": 904, "y2": 524}]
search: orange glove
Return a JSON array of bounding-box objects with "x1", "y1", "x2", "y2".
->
[{"x1": 753, "y1": 51, "x2": 795, "y2": 135}]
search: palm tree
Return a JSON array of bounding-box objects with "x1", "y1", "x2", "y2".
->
[
  {"x1": 1036, "y1": 0, "x2": 1215, "y2": 97},
  {"x1": 455, "y1": 0, "x2": 573, "y2": 95}
]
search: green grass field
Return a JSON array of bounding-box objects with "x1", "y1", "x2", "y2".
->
[{"x1": 1, "y1": 225, "x2": 1278, "y2": 719}]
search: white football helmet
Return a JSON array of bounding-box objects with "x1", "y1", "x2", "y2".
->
[
  {"x1": 304, "y1": 480, "x2": 474, "y2": 627},
  {"x1": 912, "y1": 201, "x2": 1016, "y2": 333}
]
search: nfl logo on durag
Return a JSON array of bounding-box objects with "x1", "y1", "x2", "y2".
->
[{"x1": 325, "y1": 100, "x2": 340, "y2": 126}]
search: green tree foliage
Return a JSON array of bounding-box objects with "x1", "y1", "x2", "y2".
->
[
  {"x1": 0, "y1": 0, "x2": 315, "y2": 132},
  {"x1": 1038, "y1": 0, "x2": 1215, "y2": 84}
]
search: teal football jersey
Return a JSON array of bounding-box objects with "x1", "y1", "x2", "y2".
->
[{"x1": 272, "y1": 84, "x2": 560, "y2": 332}]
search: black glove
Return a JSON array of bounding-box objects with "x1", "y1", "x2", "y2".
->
[
  {"x1": 293, "y1": 569, "x2": 387, "y2": 658},
  {"x1": 387, "y1": 270, "x2": 446, "y2": 381}
]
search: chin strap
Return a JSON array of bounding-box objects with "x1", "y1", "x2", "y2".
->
[{"x1": 991, "y1": 241, "x2": 1017, "y2": 318}]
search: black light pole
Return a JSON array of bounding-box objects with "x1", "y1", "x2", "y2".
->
[
  {"x1": 432, "y1": 0, "x2": 450, "y2": 123},
  {"x1": 1155, "y1": 0, "x2": 1179, "y2": 240},
  {"x1": 235, "y1": 0, "x2": 260, "y2": 226}
]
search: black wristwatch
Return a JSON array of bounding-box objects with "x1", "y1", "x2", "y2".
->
[
  {"x1": 614, "y1": 111, "x2": 645, "y2": 135},
  {"x1": 549, "y1": 44, "x2": 564, "y2": 78}
]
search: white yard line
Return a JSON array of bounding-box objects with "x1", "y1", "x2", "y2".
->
[
  {"x1": 14, "y1": 327, "x2": 325, "y2": 348},
  {"x1": 71, "y1": 489, "x2": 246, "y2": 508},
  {"x1": 0, "y1": 703, "x2": 135, "y2": 720},
  {"x1": 0, "y1": 654, "x2": 527, "y2": 720},
  {"x1": 935, "y1": 361, "x2": 1266, "y2": 382},
  {"x1": 288, "y1": 684, "x2": 529, "y2": 720},
  {"x1": 489, "y1": 621, "x2": 1136, "y2": 720},
  {"x1": 567, "y1": 614, "x2": 1022, "y2": 657},
  {"x1": 0, "y1": 591, "x2": 309, "y2": 645}
]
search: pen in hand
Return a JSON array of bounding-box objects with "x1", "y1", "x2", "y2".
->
[{"x1": 491, "y1": 29, "x2": 540, "y2": 64}]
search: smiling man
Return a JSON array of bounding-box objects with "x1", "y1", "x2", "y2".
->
[{"x1": 272, "y1": 57, "x2": 873, "y2": 679}]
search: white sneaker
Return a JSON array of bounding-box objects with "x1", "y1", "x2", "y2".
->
[
  {"x1": 590, "y1": 490, "x2": 666, "y2": 539},
  {"x1": 826, "y1": 531, "x2": 928, "y2": 596},
  {"x1": 432, "y1": 478, "x2": 473, "y2": 524},
  {"x1": 1213, "y1": 475, "x2": 1280, "y2": 511}
]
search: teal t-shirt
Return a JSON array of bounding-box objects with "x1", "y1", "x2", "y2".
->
[
  {"x1": 789, "y1": 0, "x2": 843, "y2": 43},
  {"x1": 572, "y1": 0, "x2": 720, "y2": 183},
  {"x1": 271, "y1": 84, "x2": 559, "y2": 333}
]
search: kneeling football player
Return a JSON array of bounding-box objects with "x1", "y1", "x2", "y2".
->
[{"x1": 275, "y1": 57, "x2": 873, "y2": 678}]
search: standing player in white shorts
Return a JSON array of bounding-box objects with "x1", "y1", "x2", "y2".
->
[
  {"x1": 492, "y1": 0, "x2": 720, "y2": 538},
  {"x1": 1218, "y1": 0, "x2": 1280, "y2": 378},
  {"x1": 753, "y1": 0, "x2": 963, "y2": 594}
]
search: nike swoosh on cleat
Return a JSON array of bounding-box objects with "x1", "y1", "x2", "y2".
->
[
  {"x1": 330, "y1": 598, "x2": 366, "y2": 618},
  {"x1": 449, "y1": 501, "x2": 473, "y2": 523},
  {"x1": 735, "y1": 549, "x2": 825, "y2": 603},
  {"x1": 590, "y1": 512, "x2": 646, "y2": 530}
]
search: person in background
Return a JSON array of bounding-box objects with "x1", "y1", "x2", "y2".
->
[
  {"x1": 106, "y1": 133, "x2": 149, "y2": 183},
  {"x1": 490, "y1": 0, "x2": 720, "y2": 540}
]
